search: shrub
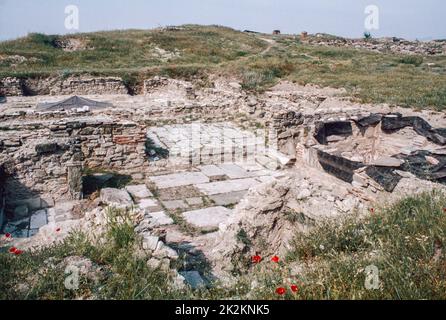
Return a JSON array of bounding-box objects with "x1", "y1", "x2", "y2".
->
[
  {"x1": 399, "y1": 56, "x2": 424, "y2": 67},
  {"x1": 28, "y1": 33, "x2": 59, "y2": 48}
]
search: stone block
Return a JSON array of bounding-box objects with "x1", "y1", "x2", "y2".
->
[
  {"x1": 138, "y1": 198, "x2": 159, "y2": 210},
  {"x1": 185, "y1": 197, "x2": 203, "y2": 206},
  {"x1": 182, "y1": 206, "x2": 233, "y2": 229},
  {"x1": 162, "y1": 200, "x2": 188, "y2": 210},
  {"x1": 100, "y1": 188, "x2": 133, "y2": 208},
  {"x1": 196, "y1": 178, "x2": 259, "y2": 196},
  {"x1": 209, "y1": 191, "x2": 246, "y2": 206},
  {"x1": 217, "y1": 163, "x2": 250, "y2": 179},
  {"x1": 142, "y1": 235, "x2": 160, "y2": 251},
  {"x1": 149, "y1": 172, "x2": 209, "y2": 189},
  {"x1": 29, "y1": 209, "x2": 47, "y2": 229},
  {"x1": 148, "y1": 211, "x2": 174, "y2": 226},
  {"x1": 125, "y1": 184, "x2": 153, "y2": 199},
  {"x1": 179, "y1": 271, "x2": 207, "y2": 289}
]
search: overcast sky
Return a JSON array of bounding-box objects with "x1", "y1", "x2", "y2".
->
[{"x1": 0, "y1": 0, "x2": 445, "y2": 41}]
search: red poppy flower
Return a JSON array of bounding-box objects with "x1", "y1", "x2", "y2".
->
[
  {"x1": 370, "y1": 208, "x2": 375, "y2": 213},
  {"x1": 5, "y1": 233, "x2": 11, "y2": 238},
  {"x1": 56, "y1": 228, "x2": 61, "y2": 232},
  {"x1": 271, "y1": 256, "x2": 279, "y2": 263},
  {"x1": 291, "y1": 285, "x2": 299, "y2": 293},
  {"x1": 251, "y1": 255, "x2": 262, "y2": 263},
  {"x1": 9, "y1": 247, "x2": 17, "y2": 254},
  {"x1": 14, "y1": 249, "x2": 23, "y2": 255},
  {"x1": 443, "y1": 208, "x2": 446, "y2": 213},
  {"x1": 275, "y1": 287, "x2": 286, "y2": 295}
]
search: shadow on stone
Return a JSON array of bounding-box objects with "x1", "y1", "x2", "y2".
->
[
  {"x1": 171, "y1": 241, "x2": 218, "y2": 288},
  {"x1": 82, "y1": 169, "x2": 133, "y2": 197},
  {"x1": 0, "y1": 162, "x2": 51, "y2": 238},
  {"x1": 145, "y1": 137, "x2": 169, "y2": 161}
]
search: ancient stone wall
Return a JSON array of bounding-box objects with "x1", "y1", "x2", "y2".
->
[
  {"x1": 0, "y1": 117, "x2": 148, "y2": 205},
  {"x1": 0, "y1": 76, "x2": 129, "y2": 96},
  {"x1": 0, "y1": 161, "x2": 6, "y2": 228},
  {"x1": 49, "y1": 76, "x2": 128, "y2": 95},
  {"x1": 0, "y1": 77, "x2": 23, "y2": 96}
]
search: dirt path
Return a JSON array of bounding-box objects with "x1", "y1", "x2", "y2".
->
[{"x1": 258, "y1": 37, "x2": 276, "y2": 55}]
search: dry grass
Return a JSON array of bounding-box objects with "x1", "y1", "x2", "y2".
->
[{"x1": 1, "y1": 25, "x2": 445, "y2": 109}]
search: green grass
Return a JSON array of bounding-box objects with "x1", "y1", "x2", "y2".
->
[
  {"x1": 0, "y1": 207, "x2": 185, "y2": 300},
  {"x1": 0, "y1": 25, "x2": 265, "y2": 78},
  {"x1": 249, "y1": 191, "x2": 446, "y2": 300},
  {"x1": 231, "y1": 40, "x2": 446, "y2": 109},
  {"x1": 1, "y1": 192, "x2": 446, "y2": 300},
  {"x1": 1, "y1": 25, "x2": 445, "y2": 109}
]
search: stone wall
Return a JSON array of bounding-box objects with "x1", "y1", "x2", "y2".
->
[
  {"x1": 0, "y1": 77, "x2": 23, "y2": 96},
  {"x1": 0, "y1": 161, "x2": 6, "y2": 228},
  {"x1": 49, "y1": 76, "x2": 128, "y2": 95},
  {"x1": 0, "y1": 76, "x2": 129, "y2": 96},
  {"x1": 0, "y1": 117, "x2": 148, "y2": 204}
]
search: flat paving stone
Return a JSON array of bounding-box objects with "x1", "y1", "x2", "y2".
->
[
  {"x1": 235, "y1": 161, "x2": 266, "y2": 172},
  {"x1": 149, "y1": 172, "x2": 209, "y2": 189},
  {"x1": 125, "y1": 184, "x2": 153, "y2": 199},
  {"x1": 255, "y1": 175, "x2": 277, "y2": 184},
  {"x1": 185, "y1": 197, "x2": 203, "y2": 206},
  {"x1": 198, "y1": 165, "x2": 226, "y2": 178},
  {"x1": 148, "y1": 211, "x2": 174, "y2": 226},
  {"x1": 139, "y1": 198, "x2": 159, "y2": 210},
  {"x1": 209, "y1": 191, "x2": 247, "y2": 206},
  {"x1": 162, "y1": 200, "x2": 188, "y2": 210},
  {"x1": 179, "y1": 271, "x2": 207, "y2": 289},
  {"x1": 182, "y1": 206, "x2": 233, "y2": 229},
  {"x1": 196, "y1": 178, "x2": 259, "y2": 196},
  {"x1": 29, "y1": 209, "x2": 47, "y2": 229},
  {"x1": 217, "y1": 163, "x2": 250, "y2": 179},
  {"x1": 100, "y1": 188, "x2": 133, "y2": 207}
]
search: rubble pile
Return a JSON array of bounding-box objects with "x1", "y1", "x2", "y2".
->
[{"x1": 304, "y1": 34, "x2": 446, "y2": 56}]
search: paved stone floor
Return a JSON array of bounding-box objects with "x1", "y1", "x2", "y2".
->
[
  {"x1": 146, "y1": 122, "x2": 280, "y2": 166},
  {"x1": 147, "y1": 161, "x2": 285, "y2": 230},
  {"x1": 4, "y1": 122, "x2": 289, "y2": 239}
]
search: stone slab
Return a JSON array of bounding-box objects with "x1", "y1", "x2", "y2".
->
[
  {"x1": 370, "y1": 156, "x2": 403, "y2": 167},
  {"x1": 162, "y1": 200, "x2": 188, "y2": 210},
  {"x1": 198, "y1": 165, "x2": 226, "y2": 178},
  {"x1": 149, "y1": 172, "x2": 209, "y2": 189},
  {"x1": 217, "y1": 163, "x2": 250, "y2": 179},
  {"x1": 185, "y1": 197, "x2": 203, "y2": 206},
  {"x1": 125, "y1": 184, "x2": 153, "y2": 199},
  {"x1": 143, "y1": 235, "x2": 160, "y2": 251},
  {"x1": 196, "y1": 178, "x2": 259, "y2": 196},
  {"x1": 179, "y1": 271, "x2": 207, "y2": 289},
  {"x1": 255, "y1": 175, "x2": 276, "y2": 184},
  {"x1": 29, "y1": 209, "x2": 47, "y2": 229},
  {"x1": 139, "y1": 198, "x2": 160, "y2": 210},
  {"x1": 100, "y1": 188, "x2": 133, "y2": 207},
  {"x1": 182, "y1": 206, "x2": 233, "y2": 228},
  {"x1": 148, "y1": 211, "x2": 174, "y2": 226},
  {"x1": 209, "y1": 191, "x2": 247, "y2": 206}
]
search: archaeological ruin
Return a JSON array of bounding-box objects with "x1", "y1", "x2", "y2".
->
[{"x1": 1, "y1": 73, "x2": 446, "y2": 286}]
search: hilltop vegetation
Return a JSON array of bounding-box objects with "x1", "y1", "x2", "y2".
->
[{"x1": 1, "y1": 25, "x2": 446, "y2": 109}]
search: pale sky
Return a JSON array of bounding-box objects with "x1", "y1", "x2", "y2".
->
[{"x1": 0, "y1": 0, "x2": 445, "y2": 41}]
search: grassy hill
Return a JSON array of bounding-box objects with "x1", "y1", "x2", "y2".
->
[{"x1": 1, "y1": 25, "x2": 446, "y2": 110}]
